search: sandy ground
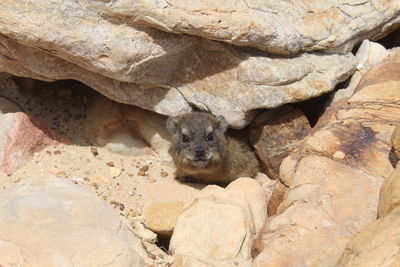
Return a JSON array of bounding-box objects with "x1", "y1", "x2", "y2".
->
[{"x1": 0, "y1": 74, "x2": 175, "y2": 265}]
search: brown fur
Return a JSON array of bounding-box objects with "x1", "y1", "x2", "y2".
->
[{"x1": 167, "y1": 112, "x2": 260, "y2": 184}]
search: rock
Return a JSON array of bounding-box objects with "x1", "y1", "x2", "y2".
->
[
  {"x1": 0, "y1": 0, "x2": 357, "y2": 128},
  {"x1": 250, "y1": 106, "x2": 311, "y2": 179},
  {"x1": 86, "y1": 96, "x2": 152, "y2": 156},
  {"x1": 378, "y1": 164, "x2": 400, "y2": 218},
  {"x1": 254, "y1": 53, "x2": 400, "y2": 266},
  {"x1": 121, "y1": 104, "x2": 173, "y2": 162},
  {"x1": 331, "y1": 40, "x2": 390, "y2": 104},
  {"x1": 391, "y1": 124, "x2": 400, "y2": 159},
  {"x1": 92, "y1": 0, "x2": 400, "y2": 55},
  {"x1": 169, "y1": 178, "x2": 266, "y2": 266},
  {"x1": 0, "y1": 177, "x2": 149, "y2": 266},
  {"x1": 0, "y1": 112, "x2": 59, "y2": 175},
  {"x1": 142, "y1": 180, "x2": 204, "y2": 236},
  {"x1": 338, "y1": 207, "x2": 400, "y2": 267}
]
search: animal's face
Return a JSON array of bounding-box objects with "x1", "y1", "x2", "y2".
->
[{"x1": 167, "y1": 113, "x2": 227, "y2": 172}]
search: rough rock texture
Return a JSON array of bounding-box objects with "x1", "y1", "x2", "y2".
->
[
  {"x1": 254, "y1": 53, "x2": 400, "y2": 266},
  {"x1": 250, "y1": 106, "x2": 311, "y2": 180},
  {"x1": 339, "y1": 206, "x2": 400, "y2": 267},
  {"x1": 91, "y1": 0, "x2": 400, "y2": 55},
  {"x1": 0, "y1": 112, "x2": 59, "y2": 175},
  {"x1": 0, "y1": 0, "x2": 357, "y2": 128},
  {"x1": 331, "y1": 40, "x2": 390, "y2": 104},
  {"x1": 379, "y1": 164, "x2": 400, "y2": 218},
  {"x1": 0, "y1": 177, "x2": 149, "y2": 266},
  {"x1": 142, "y1": 180, "x2": 205, "y2": 236},
  {"x1": 169, "y1": 178, "x2": 266, "y2": 266}
]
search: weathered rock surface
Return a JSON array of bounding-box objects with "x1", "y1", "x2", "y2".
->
[
  {"x1": 392, "y1": 124, "x2": 400, "y2": 159},
  {"x1": 0, "y1": 177, "x2": 149, "y2": 266},
  {"x1": 250, "y1": 106, "x2": 311, "y2": 180},
  {"x1": 331, "y1": 40, "x2": 390, "y2": 104},
  {"x1": 339, "y1": 206, "x2": 400, "y2": 267},
  {"x1": 169, "y1": 178, "x2": 266, "y2": 266},
  {"x1": 254, "y1": 53, "x2": 400, "y2": 266},
  {"x1": 0, "y1": 112, "x2": 59, "y2": 175},
  {"x1": 92, "y1": 0, "x2": 400, "y2": 55},
  {"x1": 379, "y1": 164, "x2": 400, "y2": 218},
  {"x1": 0, "y1": 0, "x2": 357, "y2": 128},
  {"x1": 143, "y1": 180, "x2": 204, "y2": 236}
]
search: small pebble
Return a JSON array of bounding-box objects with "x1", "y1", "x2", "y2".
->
[
  {"x1": 160, "y1": 171, "x2": 168, "y2": 177},
  {"x1": 140, "y1": 165, "x2": 149, "y2": 172},
  {"x1": 109, "y1": 167, "x2": 122, "y2": 178},
  {"x1": 106, "y1": 161, "x2": 114, "y2": 167},
  {"x1": 90, "y1": 147, "x2": 98, "y2": 156}
]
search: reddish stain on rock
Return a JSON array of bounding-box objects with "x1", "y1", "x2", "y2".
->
[{"x1": 0, "y1": 112, "x2": 60, "y2": 175}]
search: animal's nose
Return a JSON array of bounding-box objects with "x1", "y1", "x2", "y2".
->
[{"x1": 195, "y1": 149, "x2": 205, "y2": 158}]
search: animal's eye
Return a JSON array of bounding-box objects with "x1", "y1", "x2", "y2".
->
[
  {"x1": 206, "y1": 132, "x2": 214, "y2": 141},
  {"x1": 182, "y1": 134, "x2": 190, "y2": 143}
]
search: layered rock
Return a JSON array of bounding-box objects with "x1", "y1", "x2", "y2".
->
[
  {"x1": 0, "y1": 177, "x2": 149, "y2": 266},
  {"x1": 0, "y1": 0, "x2": 357, "y2": 128},
  {"x1": 170, "y1": 178, "x2": 266, "y2": 266},
  {"x1": 254, "y1": 53, "x2": 400, "y2": 266},
  {"x1": 90, "y1": 0, "x2": 400, "y2": 55}
]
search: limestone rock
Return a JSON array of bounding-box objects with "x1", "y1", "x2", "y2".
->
[
  {"x1": 254, "y1": 53, "x2": 400, "y2": 266},
  {"x1": 92, "y1": 0, "x2": 400, "y2": 55},
  {"x1": 169, "y1": 178, "x2": 266, "y2": 266},
  {"x1": 378, "y1": 164, "x2": 400, "y2": 218},
  {"x1": 250, "y1": 106, "x2": 311, "y2": 179},
  {"x1": 0, "y1": 177, "x2": 149, "y2": 266},
  {"x1": 0, "y1": 112, "x2": 59, "y2": 175},
  {"x1": 0, "y1": 0, "x2": 357, "y2": 128},
  {"x1": 142, "y1": 180, "x2": 205, "y2": 236},
  {"x1": 339, "y1": 207, "x2": 400, "y2": 267}
]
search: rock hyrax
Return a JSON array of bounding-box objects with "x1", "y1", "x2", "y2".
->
[{"x1": 166, "y1": 112, "x2": 260, "y2": 184}]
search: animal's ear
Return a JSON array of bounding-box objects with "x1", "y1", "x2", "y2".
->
[
  {"x1": 166, "y1": 117, "x2": 179, "y2": 135},
  {"x1": 215, "y1": 115, "x2": 227, "y2": 133}
]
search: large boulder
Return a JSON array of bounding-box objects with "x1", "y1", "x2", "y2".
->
[
  {"x1": 338, "y1": 206, "x2": 400, "y2": 266},
  {"x1": 169, "y1": 178, "x2": 266, "y2": 266},
  {"x1": 254, "y1": 53, "x2": 400, "y2": 266},
  {"x1": 0, "y1": 177, "x2": 149, "y2": 266},
  {"x1": 89, "y1": 0, "x2": 400, "y2": 55},
  {"x1": 0, "y1": 0, "x2": 357, "y2": 128}
]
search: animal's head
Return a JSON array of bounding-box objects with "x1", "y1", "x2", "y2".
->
[{"x1": 166, "y1": 112, "x2": 227, "y2": 171}]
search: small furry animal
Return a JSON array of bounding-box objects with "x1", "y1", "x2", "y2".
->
[{"x1": 166, "y1": 112, "x2": 260, "y2": 184}]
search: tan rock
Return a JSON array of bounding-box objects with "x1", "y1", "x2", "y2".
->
[
  {"x1": 0, "y1": 1, "x2": 356, "y2": 128},
  {"x1": 0, "y1": 177, "x2": 149, "y2": 266},
  {"x1": 254, "y1": 53, "x2": 400, "y2": 266},
  {"x1": 86, "y1": 96, "x2": 151, "y2": 156},
  {"x1": 169, "y1": 178, "x2": 266, "y2": 266},
  {"x1": 378, "y1": 164, "x2": 400, "y2": 218},
  {"x1": 250, "y1": 106, "x2": 311, "y2": 179},
  {"x1": 339, "y1": 207, "x2": 400, "y2": 267},
  {"x1": 142, "y1": 180, "x2": 205, "y2": 236},
  {"x1": 92, "y1": 0, "x2": 400, "y2": 55},
  {"x1": 331, "y1": 40, "x2": 390, "y2": 104},
  {"x1": 121, "y1": 104, "x2": 173, "y2": 163},
  {"x1": 391, "y1": 124, "x2": 400, "y2": 159}
]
